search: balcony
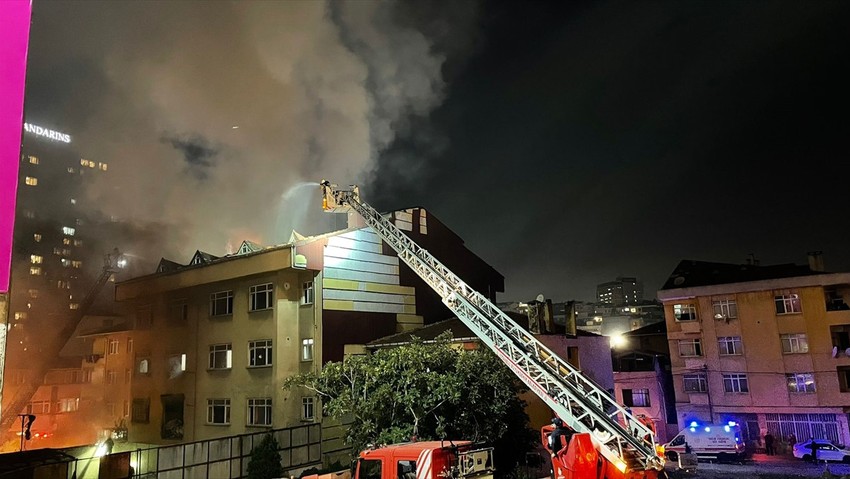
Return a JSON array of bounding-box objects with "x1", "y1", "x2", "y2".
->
[{"x1": 826, "y1": 285, "x2": 850, "y2": 312}]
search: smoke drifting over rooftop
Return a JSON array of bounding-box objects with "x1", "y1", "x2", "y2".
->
[{"x1": 24, "y1": 1, "x2": 478, "y2": 258}]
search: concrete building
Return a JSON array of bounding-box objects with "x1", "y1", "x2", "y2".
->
[
  {"x1": 113, "y1": 208, "x2": 504, "y2": 445},
  {"x1": 658, "y1": 256, "x2": 850, "y2": 449},
  {"x1": 597, "y1": 276, "x2": 644, "y2": 306}
]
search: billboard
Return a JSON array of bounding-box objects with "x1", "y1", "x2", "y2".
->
[{"x1": 0, "y1": 0, "x2": 32, "y2": 293}]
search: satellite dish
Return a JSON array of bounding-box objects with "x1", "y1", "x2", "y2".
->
[
  {"x1": 844, "y1": 348, "x2": 850, "y2": 357},
  {"x1": 833, "y1": 346, "x2": 839, "y2": 358},
  {"x1": 714, "y1": 313, "x2": 725, "y2": 320},
  {"x1": 536, "y1": 294, "x2": 545, "y2": 302}
]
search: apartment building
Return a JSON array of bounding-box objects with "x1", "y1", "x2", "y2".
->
[
  {"x1": 658, "y1": 257, "x2": 850, "y2": 447},
  {"x1": 114, "y1": 208, "x2": 504, "y2": 445}
]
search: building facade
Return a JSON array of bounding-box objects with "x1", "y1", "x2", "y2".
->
[
  {"x1": 597, "y1": 276, "x2": 644, "y2": 306},
  {"x1": 658, "y1": 259, "x2": 850, "y2": 448}
]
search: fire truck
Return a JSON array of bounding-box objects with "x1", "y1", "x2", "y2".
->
[{"x1": 320, "y1": 182, "x2": 665, "y2": 479}]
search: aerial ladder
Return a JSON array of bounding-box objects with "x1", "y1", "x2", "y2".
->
[
  {"x1": 0, "y1": 249, "x2": 123, "y2": 435},
  {"x1": 320, "y1": 181, "x2": 665, "y2": 479}
]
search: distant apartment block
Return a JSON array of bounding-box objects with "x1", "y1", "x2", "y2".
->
[{"x1": 597, "y1": 276, "x2": 644, "y2": 306}]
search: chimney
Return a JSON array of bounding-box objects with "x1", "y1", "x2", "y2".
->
[{"x1": 808, "y1": 251, "x2": 825, "y2": 272}]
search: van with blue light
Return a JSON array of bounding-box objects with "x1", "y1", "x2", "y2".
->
[{"x1": 662, "y1": 421, "x2": 746, "y2": 463}]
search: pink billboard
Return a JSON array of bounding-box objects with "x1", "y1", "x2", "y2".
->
[{"x1": 0, "y1": 1, "x2": 33, "y2": 293}]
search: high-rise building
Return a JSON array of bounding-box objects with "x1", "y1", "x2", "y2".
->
[
  {"x1": 596, "y1": 276, "x2": 643, "y2": 306},
  {"x1": 2, "y1": 122, "x2": 112, "y2": 448}
]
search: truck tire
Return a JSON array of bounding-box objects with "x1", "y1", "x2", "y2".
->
[{"x1": 666, "y1": 451, "x2": 678, "y2": 462}]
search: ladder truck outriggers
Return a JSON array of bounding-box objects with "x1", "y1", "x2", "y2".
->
[{"x1": 319, "y1": 181, "x2": 665, "y2": 479}]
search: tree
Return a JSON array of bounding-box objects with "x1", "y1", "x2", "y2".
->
[
  {"x1": 284, "y1": 332, "x2": 536, "y2": 476},
  {"x1": 248, "y1": 433, "x2": 284, "y2": 479}
]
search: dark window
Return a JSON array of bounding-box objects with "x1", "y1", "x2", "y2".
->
[
  {"x1": 359, "y1": 459, "x2": 382, "y2": 479},
  {"x1": 132, "y1": 397, "x2": 150, "y2": 423},
  {"x1": 397, "y1": 460, "x2": 416, "y2": 479}
]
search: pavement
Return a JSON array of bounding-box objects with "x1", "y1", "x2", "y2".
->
[{"x1": 669, "y1": 453, "x2": 850, "y2": 478}]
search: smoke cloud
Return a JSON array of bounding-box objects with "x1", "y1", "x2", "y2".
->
[{"x1": 25, "y1": 1, "x2": 478, "y2": 262}]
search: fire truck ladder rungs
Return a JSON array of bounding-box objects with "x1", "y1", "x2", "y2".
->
[{"x1": 325, "y1": 186, "x2": 663, "y2": 473}]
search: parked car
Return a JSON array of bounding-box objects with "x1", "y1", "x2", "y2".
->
[{"x1": 792, "y1": 439, "x2": 850, "y2": 462}]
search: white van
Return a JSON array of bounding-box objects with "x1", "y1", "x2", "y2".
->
[{"x1": 663, "y1": 421, "x2": 746, "y2": 463}]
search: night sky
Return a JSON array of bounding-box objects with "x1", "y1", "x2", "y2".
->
[{"x1": 23, "y1": 1, "x2": 850, "y2": 302}]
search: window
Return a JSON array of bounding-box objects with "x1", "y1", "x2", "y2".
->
[
  {"x1": 250, "y1": 283, "x2": 274, "y2": 311},
  {"x1": 14, "y1": 312, "x2": 27, "y2": 320},
  {"x1": 108, "y1": 339, "x2": 120, "y2": 355},
  {"x1": 360, "y1": 459, "x2": 382, "y2": 479},
  {"x1": 63, "y1": 238, "x2": 71, "y2": 245},
  {"x1": 723, "y1": 373, "x2": 749, "y2": 393},
  {"x1": 209, "y1": 344, "x2": 232, "y2": 369},
  {"x1": 169, "y1": 302, "x2": 188, "y2": 323},
  {"x1": 58, "y1": 398, "x2": 79, "y2": 412},
  {"x1": 25, "y1": 176, "x2": 37, "y2": 186},
  {"x1": 123, "y1": 400, "x2": 130, "y2": 417},
  {"x1": 302, "y1": 397, "x2": 315, "y2": 421},
  {"x1": 247, "y1": 398, "x2": 272, "y2": 426},
  {"x1": 30, "y1": 254, "x2": 42, "y2": 264},
  {"x1": 168, "y1": 354, "x2": 187, "y2": 378},
  {"x1": 397, "y1": 460, "x2": 416, "y2": 479},
  {"x1": 61, "y1": 258, "x2": 71, "y2": 267},
  {"x1": 302, "y1": 338, "x2": 314, "y2": 361},
  {"x1": 622, "y1": 388, "x2": 650, "y2": 407},
  {"x1": 678, "y1": 339, "x2": 702, "y2": 357},
  {"x1": 673, "y1": 303, "x2": 697, "y2": 321},
  {"x1": 30, "y1": 267, "x2": 41, "y2": 275},
  {"x1": 28, "y1": 400, "x2": 50, "y2": 414},
  {"x1": 28, "y1": 155, "x2": 39, "y2": 164},
  {"x1": 137, "y1": 358, "x2": 150, "y2": 374},
  {"x1": 71, "y1": 260, "x2": 82, "y2": 268},
  {"x1": 99, "y1": 162, "x2": 108, "y2": 171},
  {"x1": 780, "y1": 333, "x2": 809, "y2": 354},
  {"x1": 210, "y1": 290, "x2": 233, "y2": 316},
  {"x1": 207, "y1": 399, "x2": 231, "y2": 425},
  {"x1": 107, "y1": 370, "x2": 117, "y2": 385},
  {"x1": 125, "y1": 369, "x2": 131, "y2": 384},
  {"x1": 786, "y1": 373, "x2": 816, "y2": 393},
  {"x1": 132, "y1": 398, "x2": 150, "y2": 423},
  {"x1": 69, "y1": 303, "x2": 79, "y2": 310},
  {"x1": 33, "y1": 233, "x2": 41, "y2": 242},
  {"x1": 683, "y1": 374, "x2": 707, "y2": 393},
  {"x1": 27, "y1": 289, "x2": 38, "y2": 299},
  {"x1": 718, "y1": 336, "x2": 743, "y2": 356},
  {"x1": 775, "y1": 293, "x2": 802, "y2": 314},
  {"x1": 127, "y1": 339, "x2": 134, "y2": 354},
  {"x1": 302, "y1": 281, "x2": 314, "y2": 305},
  {"x1": 73, "y1": 239, "x2": 82, "y2": 247},
  {"x1": 62, "y1": 226, "x2": 75, "y2": 236},
  {"x1": 249, "y1": 339, "x2": 273, "y2": 367},
  {"x1": 81, "y1": 369, "x2": 92, "y2": 383}
]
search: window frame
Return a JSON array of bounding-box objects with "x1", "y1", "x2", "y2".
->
[
  {"x1": 207, "y1": 398, "x2": 231, "y2": 425},
  {"x1": 775, "y1": 293, "x2": 802, "y2": 315},
  {"x1": 683, "y1": 373, "x2": 707, "y2": 393},
  {"x1": 108, "y1": 339, "x2": 120, "y2": 355},
  {"x1": 786, "y1": 372, "x2": 816, "y2": 393},
  {"x1": 249, "y1": 339, "x2": 273, "y2": 368},
  {"x1": 712, "y1": 299, "x2": 738, "y2": 319},
  {"x1": 209, "y1": 290, "x2": 234, "y2": 316},
  {"x1": 249, "y1": 283, "x2": 274, "y2": 312},
  {"x1": 302, "y1": 396, "x2": 315, "y2": 421},
  {"x1": 677, "y1": 338, "x2": 703, "y2": 357},
  {"x1": 247, "y1": 397, "x2": 273, "y2": 427},
  {"x1": 718, "y1": 336, "x2": 743, "y2": 356},
  {"x1": 208, "y1": 343, "x2": 233, "y2": 370},
  {"x1": 780, "y1": 333, "x2": 809, "y2": 354},
  {"x1": 302, "y1": 281, "x2": 314, "y2": 306},
  {"x1": 722, "y1": 373, "x2": 749, "y2": 393},
  {"x1": 302, "y1": 338, "x2": 314, "y2": 362},
  {"x1": 673, "y1": 303, "x2": 698, "y2": 322}
]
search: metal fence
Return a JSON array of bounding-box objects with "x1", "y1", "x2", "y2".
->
[{"x1": 765, "y1": 413, "x2": 840, "y2": 444}]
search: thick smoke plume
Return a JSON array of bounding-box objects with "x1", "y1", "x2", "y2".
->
[{"x1": 26, "y1": 1, "x2": 475, "y2": 262}]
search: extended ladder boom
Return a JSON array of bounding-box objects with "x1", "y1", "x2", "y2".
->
[{"x1": 320, "y1": 181, "x2": 663, "y2": 474}]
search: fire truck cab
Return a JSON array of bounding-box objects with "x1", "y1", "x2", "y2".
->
[{"x1": 355, "y1": 441, "x2": 495, "y2": 479}]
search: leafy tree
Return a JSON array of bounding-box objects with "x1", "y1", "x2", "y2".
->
[
  {"x1": 284, "y1": 332, "x2": 536, "y2": 476},
  {"x1": 248, "y1": 433, "x2": 284, "y2": 479}
]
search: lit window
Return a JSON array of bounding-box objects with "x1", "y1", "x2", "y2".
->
[
  {"x1": 718, "y1": 336, "x2": 743, "y2": 355},
  {"x1": 71, "y1": 260, "x2": 82, "y2": 269},
  {"x1": 678, "y1": 339, "x2": 702, "y2": 357},
  {"x1": 127, "y1": 339, "x2": 134, "y2": 354},
  {"x1": 59, "y1": 398, "x2": 80, "y2": 412},
  {"x1": 622, "y1": 388, "x2": 650, "y2": 407},
  {"x1": 30, "y1": 254, "x2": 42, "y2": 264},
  {"x1": 62, "y1": 226, "x2": 75, "y2": 236},
  {"x1": 73, "y1": 239, "x2": 82, "y2": 247},
  {"x1": 14, "y1": 312, "x2": 27, "y2": 320},
  {"x1": 99, "y1": 162, "x2": 108, "y2": 171},
  {"x1": 301, "y1": 397, "x2": 315, "y2": 421},
  {"x1": 61, "y1": 258, "x2": 71, "y2": 267},
  {"x1": 302, "y1": 338, "x2": 314, "y2": 361},
  {"x1": 249, "y1": 339, "x2": 273, "y2": 367},
  {"x1": 209, "y1": 343, "x2": 232, "y2": 369},
  {"x1": 302, "y1": 281, "x2": 314, "y2": 305},
  {"x1": 67, "y1": 167, "x2": 75, "y2": 174},
  {"x1": 108, "y1": 339, "x2": 120, "y2": 355},
  {"x1": 33, "y1": 233, "x2": 41, "y2": 242},
  {"x1": 780, "y1": 333, "x2": 809, "y2": 354},
  {"x1": 25, "y1": 176, "x2": 37, "y2": 186},
  {"x1": 210, "y1": 290, "x2": 233, "y2": 316},
  {"x1": 29, "y1": 267, "x2": 41, "y2": 275},
  {"x1": 70, "y1": 198, "x2": 76, "y2": 205},
  {"x1": 683, "y1": 374, "x2": 707, "y2": 393},
  {"x1": 137, "y1": 358, "x2": 150, "y2": 374},
  {"x1": 673, "y1": 303, "x2": 697, "y2": 322},
  {"x1": 28, "y1": 156, "x2": 39, "y2": 164},
  {"x1": 249, "y1": 283, "x2": 274, "y2": 311},
  {"x1": 69, "y1": 303, "x2": 79, "y2": 310},
  {"x1": 786, "y1": 373, "x2": 816, "y2": 393},
  {"x1": 775, "y1": 293, "x2": 802, "y2": 314},
  {"x1": 207, "y1": 399, "x2": 231, "y2": 425},
  {"x1": 63, "y1": 238, "x2": 71, "y2": 245},
  {"x1": 722, "y1": 373, "x2": 749, "y2": 393},
  {"x1": 247, "y1": 398, "x2": 272, "y2": 426},
  {"x1": 27, "y1": 289, "x2": 38, "y2": 299}
]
